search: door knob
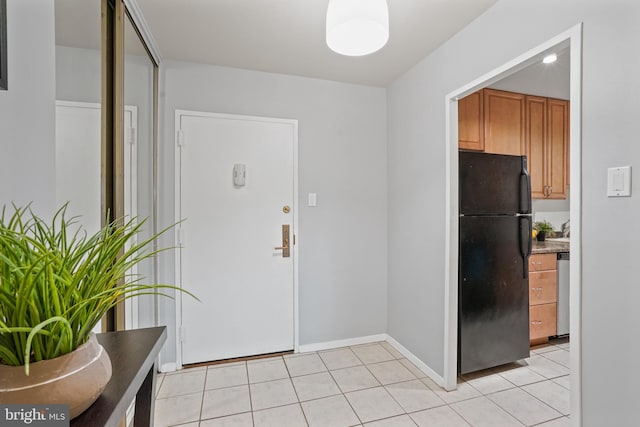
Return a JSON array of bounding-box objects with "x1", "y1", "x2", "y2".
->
[{"x1": 274, "y1": 224, "x2": 290, "y2": 258}]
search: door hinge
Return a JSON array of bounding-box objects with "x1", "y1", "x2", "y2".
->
[
  {"x1": 127, "y1": 127, "x2": 136, "y2": 145},
  {"x1": 177, "y1": 130, "x2": 185, "y2": 147},
  {"x1": 293, "y1": 234, "x2": 296, "y2": 245},
  {"x1": 177, "y1": 228, "x2": 184, "y2": 247}
]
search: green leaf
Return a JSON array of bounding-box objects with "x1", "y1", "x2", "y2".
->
[{"x1": 0, "y1": 204, "x2": 196, "y2": 369}]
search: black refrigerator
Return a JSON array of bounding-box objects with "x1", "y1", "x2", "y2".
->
[{"x1": 458, "y1": 151, "x2": 532, "y2": 374}]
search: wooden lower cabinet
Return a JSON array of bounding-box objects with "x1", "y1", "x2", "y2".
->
[
  {"x1": 529, "y1": 253, "x2": 558, "y2": 345},
  {"x1": 530, "y1": 303, "x2": 557, "y2": 344},
  {"x1": 529, "y1": 270, "x2": 557, "y2": 305},
  {"x1": 529, "y1": 253, "x2": 557, "y2": 271}
]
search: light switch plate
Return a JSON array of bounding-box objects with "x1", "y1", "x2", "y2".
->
[
  {"x1": 607, "y1": 166, "x2": 631, "y2": 197},
  {"x1": 308, "y1": 193, "x2": 317, "y2": 207}
]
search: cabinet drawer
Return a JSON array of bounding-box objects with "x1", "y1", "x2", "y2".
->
[
  {"x1": 529, "y1": 253, "x2": 556, "y2": 271},
  {"x1": 529, "y1": 270, "x2": 557, "y2": 305},
  {"x1": 530, "y1": 303, "x2": 557, "y2": 341}
]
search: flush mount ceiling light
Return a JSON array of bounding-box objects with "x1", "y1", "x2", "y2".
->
[
  {"x1": 326, "y1": 0, "x2": 389, "y2": 56},
  {"x1": 543, "y1": 53, "x2": 558, "y2": 64}
]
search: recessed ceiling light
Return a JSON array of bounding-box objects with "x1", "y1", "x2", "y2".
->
[{"x1": 543, "y1": 53, "x2": 557, "y2": 64}]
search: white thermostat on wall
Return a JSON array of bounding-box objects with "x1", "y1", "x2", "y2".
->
[{"x1": 607, "y1": 166, "x2": 631, "y2": 197}]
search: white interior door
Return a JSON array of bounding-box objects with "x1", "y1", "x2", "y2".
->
[
  {"x1": 177, "y1": 111, "x2": 297, "y2": 365},
  {"x1": 55, "y1": 101, "x2": 138, "y2": 331}
]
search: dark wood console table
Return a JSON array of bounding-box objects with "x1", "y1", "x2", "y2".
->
[{"x1": 72, "y1": 326, "x2": 167, "y2": 427}]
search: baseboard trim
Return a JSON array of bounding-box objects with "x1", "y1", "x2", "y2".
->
[
  {"x1": 298, "y1": 334, "x2": 387, "y2": 353},
  {"x1": 159, "y1": 362, "x2": 178, "y2": 373},
  {"x1": 165, "y1": 333, "x2": 446, "y2": 389},
  {"x1": 384, "y1": 334, "x2": 446, "y2": 388}
]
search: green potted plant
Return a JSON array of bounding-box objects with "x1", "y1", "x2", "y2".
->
[
  {"x1": 0, "y1": 204, "x2": 193, "y2": 419},
  {"x1": 534, "y1": 220, "x2": 554, "y2": 241}
]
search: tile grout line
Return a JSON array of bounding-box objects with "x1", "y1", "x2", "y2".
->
[
  {"x1": 518, "y1": 379, "x2": 570, "y2": 417},
  {"x1": 530, "y1": 414, "x2": 571, "y2": 426},
  {"x1": 450, "y1": 396, "x2": 526, "y2": 427},
  {"x1": 342, "y1": 389, "x2": 365, "y2": 426},
  {"x1": 322, "y1": 365, "x2": 363, "y2": 424},
  {"x1": 443, "y1": 402, "x2": 474, "y2": 427},
  {"x1": 158, "y1": 340, "x2": 571, "y2": 427},
  {"x1": 483, "y1": 384, "x2": 562, "y2": 425},
  {"x1": 465, "y1": 353, "x2": 571, "y2": 423},
  {"x1": 198, "y1": 364, "x2": 208, "y2": 424},
  {"x1": 245, "y1": 361, "x2": 256, "y2": 427},
  {"x1": 345, "y1": 343, "x2": 413, "y2": 425},
  {"x1": 448, "y1": 364, "x2": 570, "y2": 425},
  {"x1": 335, "y1": 345, "x2": 387, "y2": 426},
  {"x1": 550, "y1": 375, "x2": 571, "y2": 391},
  {"x1": 282, "y1": 353, "x2": 311, "y2": 427}
]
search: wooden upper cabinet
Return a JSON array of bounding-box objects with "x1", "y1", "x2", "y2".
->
[
  {"x1": 457, "y1": 89, "x2": 569, "y2": 199},
  {"x1": 458, "y1": 91, "x2": 484, "y2": 151},
  {"x1": 526, "y1": 96, "x2": 569, "y2": 199},
  {"x1": 483, "y1": 89, "x2": 525, "y2": 155},
  {"x1": 526, "y1": 96, "x2": 548, "y2": 199},
  {"x1": 547, "y1": 99, "x2": 569, "y2": 198}
]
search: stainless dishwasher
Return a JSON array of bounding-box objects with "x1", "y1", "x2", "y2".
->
[{"x1": 557, "y1": 252, "x2": 570, "y2": 336}]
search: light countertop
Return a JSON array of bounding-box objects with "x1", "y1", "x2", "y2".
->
[{"x1": 532, "y1": 238, "x2": 570, "y2": 254}]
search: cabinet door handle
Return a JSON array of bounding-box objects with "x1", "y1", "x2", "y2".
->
[
  {"x1": 532, "y1": 287, "x2": 543, "y2": 291},
  {"x1": 531, "y1": 321, "x2": 543, "y2": 325}
]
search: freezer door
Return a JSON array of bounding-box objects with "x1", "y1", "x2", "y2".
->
[
  {"x1": 459, "y1": 215, "x2": 530, "y2": 374},
  {"x1": 459, "y1": 151, "x2": 531, "y2": 215}
]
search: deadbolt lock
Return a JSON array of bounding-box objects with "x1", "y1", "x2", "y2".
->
[{"x1": 283, "y1": 206, "x2": 290, "y2": 214}]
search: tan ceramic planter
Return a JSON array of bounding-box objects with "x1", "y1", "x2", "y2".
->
[{"x1": 0, "y1": 334, "x2": 112, "y2": 419}]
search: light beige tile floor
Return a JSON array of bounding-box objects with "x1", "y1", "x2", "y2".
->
[{"x1": 154, "y1": 338, "x2": 571, "y2": 426}]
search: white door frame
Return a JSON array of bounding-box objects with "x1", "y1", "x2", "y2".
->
[
  {"x1": 123, "y1": 105, "x2": 139, "y2": 330},
  {"x1": 174, "y1": 110, "x2": 299, "y2": 369},
  {"x1": 443, "y1": 24, "x2": 583, "y2": 425}
]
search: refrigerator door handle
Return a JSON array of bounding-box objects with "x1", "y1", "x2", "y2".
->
[
  {"x1": 519, "y1": 216, "x2": 532, "y2": 279},
  {"x1": 520, "y1": 157, "x2": 532, "y2": 214}
]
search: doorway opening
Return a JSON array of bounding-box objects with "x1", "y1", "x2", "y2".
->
[{"x1": 444, "y1": 24, "x2": 583, "y2": 424}]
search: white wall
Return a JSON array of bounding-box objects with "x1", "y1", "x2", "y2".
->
[
  {"x1": 55, "y1": 46, "x2": 101, "y2": 103},
  {"x1": 0, "y1": 0, "x2": 56, "y2": 215},
  {"x1": 158, "y1": 62, "x2": 388, "y2": 363},
  {"x1": 489, "y1": 47, "x2": 570, "y2": 100},
  {"x1": 387, "y1": 0, "x2": 640, "y2": 424}
]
